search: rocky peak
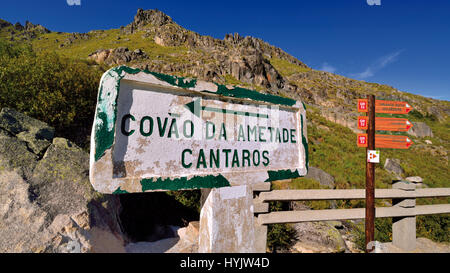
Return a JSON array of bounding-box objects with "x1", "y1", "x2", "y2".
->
[
  {"x1": 224, "y1": 32, "x2": 308, "y2": 68},
  {"x1": 127, "y1": 8, "x2": 173, "y2": 33},
  {"x1": 224, "y1": 33, "x2": 244, "y2": 44},
  {"x1": 24, "y1": 20, "x2": 50, "y2": 33},
  {"x1": 14, "y1": 22, "x2": 24, "y2": 31},
  {"x1": 25, "y1": 20, "x2": 34, "y2": 30}
]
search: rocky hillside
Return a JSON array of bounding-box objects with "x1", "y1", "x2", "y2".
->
[
  {"x1": 3, "y1": 9, "x2": 448, "y2": 130},
  {"x1": 0, "y1": 9, "x2": 448, "y2": 252}
]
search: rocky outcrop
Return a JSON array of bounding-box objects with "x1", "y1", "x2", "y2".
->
[
  {"x1": 0, "y1": 108, "x2": 54, "y2": 156},
  {"x1": 384, "y1": 158, "x2": 404, "y2": 179},
  {"x1": 427, "y1": 106, "x2": 447, "y2": 122},
  {"x1": 291, "y1": 221, "x2": 350, "y2": 253},
  {"x1": 408, "y1": 122, "x2": 433, "y2": 138},
  {"x1": 225, "y1": 48, "x2": 285, "y2": 89},
  {"x1": 58, "y1": 32, "x2": 90, "y2": 48},
  {"x1": 122, "y1": 9, "x2": 308, "y2": 70},
  {"x1": 88, "y1": 47, "x2": 148, "y2": 65},
  {"x1": 125, "y1": 8, "x2": 174, "y2": 33},
  {"x1": 24, "y1": 20, "x2": 50, "y2": 34},
  {"x1": 2, "y1": 20, "x2": 50, "y2": 40},
  {"x1": 111, "y1": 9, "x2": 308, "y2": 90},
  {"x1": 304, "y1": 166, "x2": 335, "y2": 188},
  {"x1": 319, "y1": 106, "x2": 360, "y2": 133},
  {"x1": 0, "y1": 108, "x2": 126, "y2": 253}
]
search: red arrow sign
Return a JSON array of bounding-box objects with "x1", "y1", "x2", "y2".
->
[
  {"x1": 375, "y1": 117, "x2": 413, "y2": 131},
  {"x1": 358, "y1": 99, "x2": 413, "y2": 114},
  {"x1": 357, "y1": 134, "x2": 414, "y2": 149},
  {"x1": 375, "y1": 100, "x2": 413, "y2": 114},
  {"x1": 357, "y1": 116, "x2": 414, "y2": 131}
]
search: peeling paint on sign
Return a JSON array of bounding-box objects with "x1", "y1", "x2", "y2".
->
[
  {"x1": 219, "y1": 185, "x2": 247, "y2": 200},
  {"x1": 89, "y1": 66, "x2": 308, "y2": 193}
]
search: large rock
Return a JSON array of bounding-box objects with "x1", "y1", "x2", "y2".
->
[
  {"x1": 304, "y1": 166, "x2": 335, "y2": 188},
  {"x1": 0, "y1": 108, "x2": 54, "y2": 155},
  {"x1": 292, "y1": 221, "x2": 347, "y2": 253},
  {"x1": 125, "y1": 221, "x2": 200, "y2": 253},
  {"x1": 384, "y1": 158, "x2": 404, "y2": 179},
  {"x1": 319, "y1": 107, "x2": 360, "y2": 133},
  {"x1": 381, "y1": 238, "x2": 450, "y2": 253},
  {"x1": 408, "y1": 122, "x2": 433, "y2": 138},
  {"x1": 0, "y1": 171, "x2": 48, "y2": 252},
  {"x1": 88, "y1": 47, "x2": 148, "y2": 65},
  {"x1": 405, "y1": 176, "x2": 426, "y2": 188},
  {"x1": 167, "y1": 221, "x2": 199, "y2": 253},
  {"x1": 0, "y1": 167, "x2": 124, "y2": 253},
  {"x1": 0, "y1": 132, "x2": 39, "y2": 179},
  {"x1": 24, "y1": 20, "x2": 50, "y2": 33},
  {"x1": 29, "y1": 138, "x2": 95, "y2": 220},
  {"x1": 427, "y1": 106, "x2": 446, "y2": 122},
  {"x1": 405, "y1": 176, "x2": 423, "y2": 183},
  {"x1": 220, "y1": 48, "x2": 286, "y2": 89},
  {"x1": 0, "y1": 109, "x2": 126, "y2": 253}
]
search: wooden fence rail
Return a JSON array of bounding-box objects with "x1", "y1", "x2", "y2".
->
[
  {"x1": 258, "y1": 188, "x2": 450, "y2": 202},
  {"x1": 258, "y1": 204, "x2": 450, "y2": 224}
]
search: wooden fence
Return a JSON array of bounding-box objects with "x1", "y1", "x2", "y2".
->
[{"x1": 252, "y1": 181, "x2": 450, "y2": 252}]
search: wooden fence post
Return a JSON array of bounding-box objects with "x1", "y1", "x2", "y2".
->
[
  {"x1": 392, "y1": 181, "x2": 416, "y2": 251},
  {"x1": 252, "y1": 182, "x2": 271, "y2": 253}
]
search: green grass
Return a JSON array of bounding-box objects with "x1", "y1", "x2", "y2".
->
[
  {"x1": 224, "y1": 74, "x2": 242, "y2": 86},
  {"x1": 30, "y1": 28, "x2": 190, "y2": 64},
  {"x1": 269, "y1": 57, "x2": 311, "y2": 77},
  {"x1": 223, "y1": 74, "x2": 263, "y2": 91}
]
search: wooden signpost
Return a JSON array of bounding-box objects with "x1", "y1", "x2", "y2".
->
[
  {"x1": 89, "y1": 66, "x2": 308, "y2": 252},
  {"x1": 357, "y1": 96, "x2": 414, "y2": 253}
]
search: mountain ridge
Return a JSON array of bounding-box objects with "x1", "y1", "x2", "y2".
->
[{"x1": 0, "y1": 9, "x2": 448, "y2": 127}]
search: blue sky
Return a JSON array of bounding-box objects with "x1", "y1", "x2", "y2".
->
[{"x1": 1, "y1": 0, "x2": 449, "y2": 101}]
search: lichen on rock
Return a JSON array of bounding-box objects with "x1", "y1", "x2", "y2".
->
[{"x1": 0, "y1": 109, "x2": 126, "y2": 253}]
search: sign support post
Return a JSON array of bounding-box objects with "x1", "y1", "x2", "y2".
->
[
  {"x1": 198, "y1": 185, "x2": 256, "y2": 253},
  {"x1": 365, "y1": 95, "x2": 376, "y2": 253},
  {"x1": 358, "y1": 95, "x2": 414, "y2": 253}
]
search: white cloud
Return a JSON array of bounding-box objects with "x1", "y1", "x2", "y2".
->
[
  {"x1": 353, "y1": 67, "x2": 374, "y2": 79},
  {"x1": 351, "y1": 50, "x2": 403, "y2": 80},
  {"x1": 320, "y1": 62, "x2": 337, "y2": 73}
]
